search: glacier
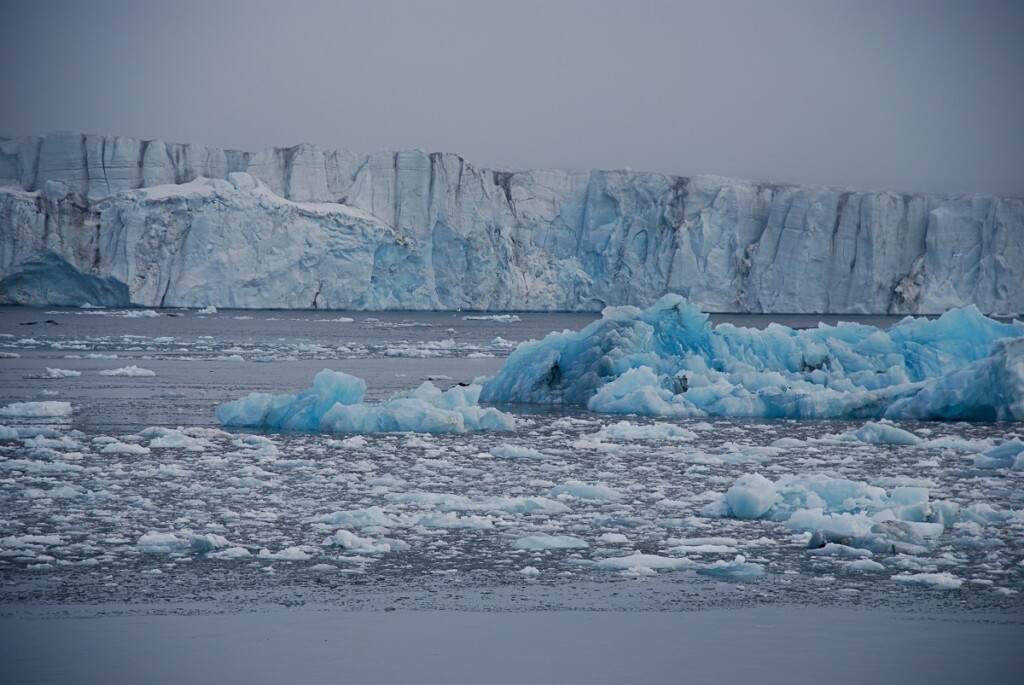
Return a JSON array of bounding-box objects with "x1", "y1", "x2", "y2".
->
[
  {"x1": 479, "y1": 295, "x2": 1024, "y2": 421},
  {"x1": 2, "y1": 131, "x2": 1022, "y2": 313}
]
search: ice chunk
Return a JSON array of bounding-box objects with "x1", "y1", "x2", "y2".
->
[
  {"x1": 99, "y1": 365, "x2": 156, "y2": 377},
  {"x1": 258, "y1": 546, "x2": 315, "y2": 561},
  {"x1": 973, "y1": 438, "x2": 1024, "y2": 470},
  {"x1": 325, "y1": 530, "x2": 409, "y2": 553},
  {"x1": 137, "y1": 532, "x2": 230, "y2": 555},
  {"x1": 146, "y1": 430, "x2": 211, "y2": 451},
  {"x1": 489, "y1": 444, "x2": 546, "y2": 459},
  {"x1": 415, "y1": 513, "x2": 494, "y2": 529},
  {"x1": 481, "y1": 295, "x2": 1024, "y2": 421},
  {"x1": 38, "y1": 368, "x2": 81, "y2": 379},
  {"x1": 697, "y1": 555, "x2": 765, "y2": 581},
  {"x1": 724, "y1": 474, "x2": 776, "y2": 519},
  {"x1": 462, "y1": 314, "x2": 520, "y2": 323},
  {"x1": 187, "y1": 534, "x2": 232, "y2": 554},
  {"x1": 892, "y1": 572, "x2": 963, "y2": 589},
  {"x1": 387, "y1": 492, "x2": 570, "y2": 514},
  {"x1": 847, "y1": 421, "x2": 921, "y2": 445},
  {"x1": 548, "y1": 481, "x2": 623, "y2": 501},
  {"x1": 208, "y1": 547, "x2": 252, "y2": 560},
  {"x1": 1, "y1": 534, "x2": 63, "y2": 548},
  {"x1": 315, "y1": 506, "x2": 397, "y2": 527},
  {"x1": 217, "y1": 369, "x2": 515, "y2": 434},
  {"x1": 713, "y1": 472, "x2": 960, "y2": 539},
  {"x1": 594, "y1": 554, "x2": 696, "y2": 571},
  {"x1": 808, "y1": 521, "x2": 931, "y2": 556},
  {"x1": 0, "y1": 401, "x2": 72, "y2": 418},
  {"x1": 100, "y1": 441, "x2": 150, "y2": 455},
  {"x1": 593, "y1": 420, "x2": 697, "y2": 441},
  {"x1": 841, "y1": 559, "x2": 886, "y2": 573},
  {"x1": 512, "y1": 534, "x2": 589, "y2": 550}
]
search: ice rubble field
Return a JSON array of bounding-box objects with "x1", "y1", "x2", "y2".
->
[
  {"x1": 1, "y1": 415, "x2": 1024, "y2": 605},
  {"x1": 1, "y1": 301, "x2": 1023, "y2": 611}
]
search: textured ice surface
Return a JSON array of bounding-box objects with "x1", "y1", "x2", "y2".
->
[
  {"x1": 218, "y1": 369, "x2": 516, "y2": 434},
  {"x1": 481, "y1": 295, "x2": 1024, "y2": 421},
  {"x1": 3, "y1": 132, "x2": 1023, "y2": 314}
]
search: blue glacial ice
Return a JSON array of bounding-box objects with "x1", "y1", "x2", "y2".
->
[
  {"x1": 5, "y1": 132, "x2": 1024, "y2": 315},
  {"x1": 217, "y1": 369, "x2": 516, "y2": 434},
  {"x1": 480, "y1": 294, "x2": 1024, "y2": 421}
]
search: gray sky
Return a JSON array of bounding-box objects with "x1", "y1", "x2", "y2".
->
[{"x1": 2, "y1": 0, "x2": 1022, "y2": 195}]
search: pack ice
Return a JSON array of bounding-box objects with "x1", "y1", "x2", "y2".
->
[
  {"x1": 218, "y1": 369, "x2": 516, "y2": 434},
  {"x1": 480, "y1": 295, "x2": 1024, "y2": 421},
  {"x1": 2, "y1": 131, "x2": 1022, "y2": 314}
]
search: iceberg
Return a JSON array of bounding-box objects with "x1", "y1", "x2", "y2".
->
[
  {"x1": 480, "y1": 295, "x2": 1024, "y2": 421},
  {"x1": 708, "y1": 472, "x2": 960, "y2": 538},
  {"x1": 3, "y1": 132, "x2": 1022, "y2": 314},
  {"x1": 217, "y1": 369, "x2": 516, "y2": 434}
]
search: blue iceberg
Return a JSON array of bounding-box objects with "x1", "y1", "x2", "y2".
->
[
  {"x1": 480, "y1": 295, "x2": 1024, "y2": 421},
  {"x1": 218, "y1": 369, "x2": 516, "y2": 434}
]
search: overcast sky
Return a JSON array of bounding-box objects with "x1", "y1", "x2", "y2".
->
[{"x1": 2, "y1": 0, "x2": 1022, "y2": 195}]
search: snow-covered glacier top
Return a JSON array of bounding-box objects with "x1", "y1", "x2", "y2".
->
[{"x1": 1, "y1": 131, "x2": 1021, "y2": 313}]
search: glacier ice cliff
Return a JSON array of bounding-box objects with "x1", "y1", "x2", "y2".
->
[
  {"x1": 479, "y1": 295, "x2": 1024, "y2": 421},
  {"x1": 1, "y1": 131, "x2": 1021, "y2": 313}
]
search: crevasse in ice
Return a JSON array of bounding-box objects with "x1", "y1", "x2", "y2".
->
[
  {"x1": 479, "y1": 294, "x2": 1024, "y2": 421},
  {"x1": 218, "y1": 369, "x2": 516, "y2": 434}
]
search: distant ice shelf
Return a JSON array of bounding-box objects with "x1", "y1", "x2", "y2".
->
[{"x1": 1, "y1": 131, "x2": 1022, "y2": 313}]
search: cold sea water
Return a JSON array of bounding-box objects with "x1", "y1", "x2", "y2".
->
[{"x1": 1, "y1": 306, "x2": 1022, "y2": 684}]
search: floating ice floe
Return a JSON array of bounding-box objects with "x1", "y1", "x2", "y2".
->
[
  {"x1": 480, "y1": 294, "x2": 1024, "y2": 421},
  {"x1": 217, "y1": 369, "x2": 516, "y2": 434},
  {"x1": 462, "y1": 314, "x2": 521, "y2": 323},
  {"x1": 891, "y1": 572, "x2": 964, "y2": 589},
  {"x1": 512, "y1": 534, "x2": 589, "y2": 550},
  {"x1": 973, "y1": 438, "x2": 1024, "y2": 470},
  {"x1": 705, "y1": 471, "x2": 972, "y2": 549},
  {"x1": 843, "y1": 421, "x2": 921, "y2": 445},
  {"x1": 37, "y1": 368, "x2": 81, "y2": 379},
  {"x1": 137, "y1": 531, "x2": 231, "y2": 555},
  {"x1": 593, "y1": 420, "x2": 697, "y2": 441},
  {"x1": 696, "y1": 554, "x2": 766, "y2": 581},
  {"x1": 324, "y1": 530, "x2": 409, "y2": 553},
  {"x1": 0, "y1": 401, "x2": 73, "y2": 418},
  {"x1": 99, "y1": 365, "x2": 156, "y2": 377}
]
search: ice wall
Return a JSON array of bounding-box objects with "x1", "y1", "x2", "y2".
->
[{"x1": 1, "y1": 131, "x2": 1021, "y2": 313}]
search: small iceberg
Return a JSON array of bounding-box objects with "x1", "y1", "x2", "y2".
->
[
  {"x1": 480, "y1": 294, "x2": 1024, "y2": 421},
  {"x1": 217, "y1": 369, "x2": 516, "y2": 434}
]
